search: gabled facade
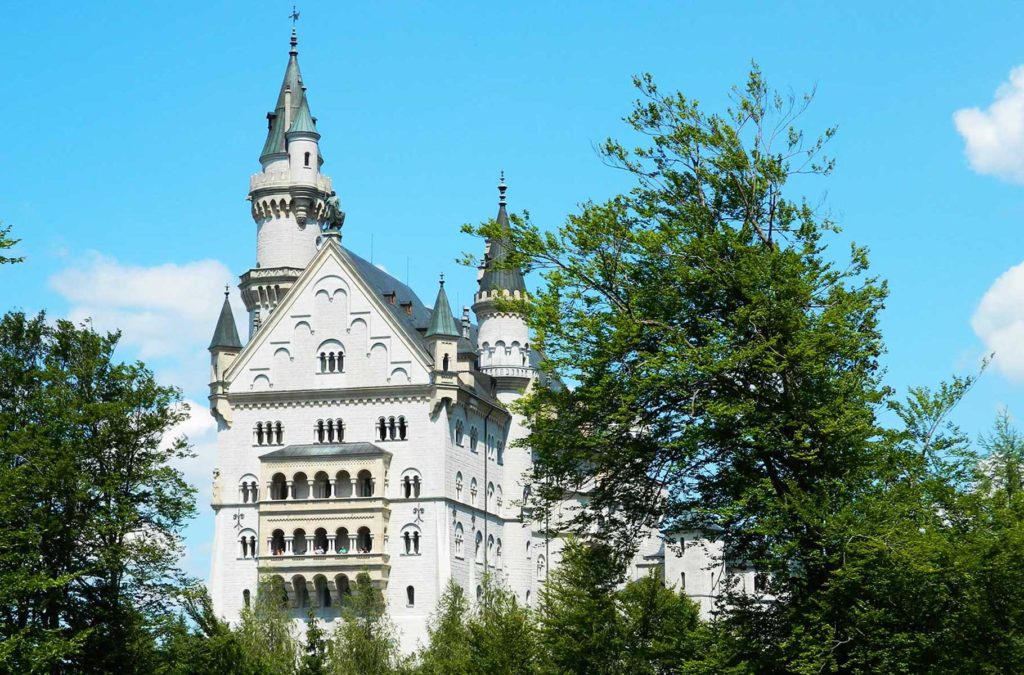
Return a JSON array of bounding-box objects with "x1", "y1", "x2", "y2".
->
[{"x1": 206, "y1": 29, "x2": 556, "y2": 651}]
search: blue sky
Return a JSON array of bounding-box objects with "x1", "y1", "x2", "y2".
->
[{"x1": 4, "y1": 1, "x2": 1024, "y2": 579}]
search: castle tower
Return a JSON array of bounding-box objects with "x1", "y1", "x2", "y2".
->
[
  {"x1": 241, "y1": 28, "x2": 334, "y2": 336},
  {"x1": 472, "y1": 174, "x2": 534, "y2": 393},
  {"x1": 208, "y1": 289, "x2": 242, "y2": 427}
]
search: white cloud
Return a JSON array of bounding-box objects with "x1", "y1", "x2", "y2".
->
[
  {"x1": 955, "y1": 66, "x2": 1024, "y2": 183},
  {"x1": 49, "y1": 252, "x2": 245, "y2": 395},
  {"x1": 972, "y1": 260, "x2": 1024, "y2": 382}
]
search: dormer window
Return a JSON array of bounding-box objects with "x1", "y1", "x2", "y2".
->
[
  {"x1": 384, "y1": 291, "x2": 396, "y2": 305},
  {"x1": 401, "y1": 301, "x2": 413, "y2": 316}
]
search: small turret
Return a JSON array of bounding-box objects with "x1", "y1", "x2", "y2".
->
[
  {"x1": 426, "y1": 275, "x2": 461, "y2": 374},
  {"x1": 473, "y1": 174, "x2": 534, "y2": 392},
  {"x1": 209, "y1": 288, "x2": 243, "y2": 427}
]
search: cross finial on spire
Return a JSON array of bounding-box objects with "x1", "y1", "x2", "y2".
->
[
  {"x1": 290, "y1": 6, "x2": 300, "y2": 25},
  {"x1": 224, "y1": 284, "x2": 230, "y2": 297},
  {"x1": 289, "y1": 7, "x2": 300, "y2": 53},
  {"x1": 439, "y1": 272, "x2": 446, "y2": 287},
  {"x1": 498, "y1": 171, "x2": 507, "y2": 206}
]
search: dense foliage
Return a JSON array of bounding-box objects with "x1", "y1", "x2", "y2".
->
[{"x1": 0, "y1": 311, "x2": 195, "y2": 673}]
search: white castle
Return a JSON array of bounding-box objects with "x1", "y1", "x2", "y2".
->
[{"x1": 206, "y1": 28, "x2": 733, "y2": 650}]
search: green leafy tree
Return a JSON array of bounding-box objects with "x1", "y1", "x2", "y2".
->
[
  {"x1": 0, "y1": 222, "x2": 22, "y2": 265},
  {"x1": 0, "y1": 311, "x2": 196, "y2": 673},
  {"x1": 300, "y1": 607, "x2": 329, "y2": 675},
  {"x1": 616, "y1": 573, "x2": 706, "y2": 674},
  {"x1": 236, "y1": 578, "x2": 299, "y2": 675},
  {"x1": 329, "y1": 573, "x2": 403, "y2": 675},
  {"x1": 156, "y1": 585, "x2": 254, "y2": 675},
  {"x1": 537, "y1": 540, "x2": 623, "y2": 674},
  {"x1": 468, "y1": 574, "x2": 539, "y2": 674},
  {"x1": 416, "y1": 580, "x2": 473, "y2": 675}
]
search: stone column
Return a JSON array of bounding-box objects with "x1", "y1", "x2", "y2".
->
[
  {"x1": 328, "y1": 479, "x2": 336, "y2": 497},
  {"x1": 370, "y1": 478, "x2": 376, "y2": 497},
  {"x1": 350, "y1": 479, "x2": 357, "y2": 497},
  {"x1": 306, "y1": 535, "x2": 313, "y2": 554},
  {"x1": 306, "y1": 479, "x2": 314, "y2": 499},
  {"x1": 285, "y1": 535, "x2": 294, "y2": 554},
  {"x1": 327, "y1": 535, "x2": 336, "y2": 553},
  {"x1": 286, "y1": 480, "x2": 294, "y2": 500},
  {"x1": 349, "y1": 534, "x2": 357, "y2": 552}
]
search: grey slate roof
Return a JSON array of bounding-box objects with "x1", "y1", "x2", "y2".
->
[
  {"x1": 209, "y1": 294, "x2": 242, "y2": 350},
  {"x1": 288, "y1": 97, "x2": 318, "y2": 135},
  {"x1": 479, "y1": 201, "x2": 527, "y2": 294},
  {"x1": 260, "y1": 30, "x2": 310, "y2": 159},
  {"x1": 260, "y1": 442, "x2": 391, "y2": 459},
  {"x1": 426, "y1": 283, "x2": 461, "y2": 337}
]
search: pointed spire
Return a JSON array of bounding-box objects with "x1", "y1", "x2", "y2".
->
[
  {"x1": 479, "y1": 173, "x2": 527, "y2": 294},
  {"x1": 426, "y1": 274, "x2": 461, "y2": 338},
  {"x1": 288, "y1": 96, "x2": 318, "y2": 135},
  {"x1": 260, "y1": 28, "x2": 311, "y2": 160},
  {"x1": 209, "y1": 289, "x2": 243, "y2": 350}
]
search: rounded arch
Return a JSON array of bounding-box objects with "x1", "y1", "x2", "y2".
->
[
  {"x1": 273, "y1": 346, "x2": 292, "y2": 360},
  {"x1": 312, "y1": 471, "x2": 331, "y2": 499},
  {"x1": 292, "y1": 472, "x2": 309, "y2": 500},
  {"x1": 475, "y1": 531, "x2": 483, "y2": 564},
  {"x1": 270, "y1": 473, "x2": 287, "y2": 501},
  {"x1": 250, "y1": 374, "x2": 271, "y2": 391},
  {"x1": 292, "y1": 528, "x2": 307, "y2": 555},
  {"x1": 356, "y1": 526, "x2": 373, "y2": 552},
  {"x1": 400, "y1": 468, "x2": 422, "y2": 498},
  {"x1": 389, "y1": 366, "x2": 409, "y2": 383},
  {"x1": 270, "y1": 529, "x2": 286, "y2": 556},
  {"x1": 238, "y1": 473, "x2": 259, "y2": 503},
  {"x1": 292, "y1": 574, "x2": 309, "y2": 608},
  {"x1": 454, "y1": 522, "x2": 465, "y2": 558},
  {"x1": 266, "y1": 574, "x2": 288, "y2": 608},
  {"x1": 237, "y1": 528, "x2": 257, "y2": 559},
  {"x1": 313, "y1": 574, "x2": 331, "y2": 608},
  {"x1": 400, "y1": 523, "x2": 422, "y2": 555},
  {"x1": 455, "y1": 471, "x2": 464, "y2": 501}
]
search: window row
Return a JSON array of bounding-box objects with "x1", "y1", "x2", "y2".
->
[
  {"x1": 376, "y1": 416, "x2": 408, "y2": 442},
  {"x1": 268, "y1": 526, "x2": 375, "y2": 555},
  {"x1": 314, "y1": 418, "x2": 344, "y2": 443},
  {"x1": 249, "y1": 575, "x2": 416, "y2": 611},
  {"x1": 268, "y1": 470, "x2": 375, "y2": 500},
  {"x1": 253, "y1": 421, "x2": 284, "y2": 446},
  {"x1": 452, "y1": 421, "x2": 504, "y2": 463},
  {"x1": 453, "y1": 472, "x2": 502, "y2": 510},
  {"x1": 318, "y1": 350, "x2": 345, "y2": 373},
  {"x1": 452, "y1": 522, "x2": 503, "y2": 568}
]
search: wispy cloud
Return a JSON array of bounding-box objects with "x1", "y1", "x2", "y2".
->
[{"x1": 954, "y1": 66, "x2": 1024, "y2": 183}]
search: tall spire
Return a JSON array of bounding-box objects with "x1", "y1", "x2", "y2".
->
[
  {"x1": 209, "y1": 289, "x2": 242, "y2": 350},
  {"x1": 478, "y1": 173, "x2": 526, "y2": 294},
  {"x1": 426, "y1": 275, "x2": 461, "y2": 338},
  {"x1": 260, "y1": 27, "x2": 311, "y2": 160}
]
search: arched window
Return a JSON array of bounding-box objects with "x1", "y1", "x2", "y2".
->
[
  {"x1": 316, "y1": 419, "x2": 325, "y2": 443},
  {"x1": 293, "y1": 528, "x2": 307, "y2": 555},
  {"x1": 335, "y1": 574, "x2": 351, "y2": 599},
  {"x1": 239, "y1": 529, "x2": 257, "y2": 559},
  {"x1": 679, "y1": 572, "x2": 686, "y2": 591},
  {"x1": 304, "y1": 151, "x2": 311, "y2": 167},
  {"x1": 336, "y1": 470, "x2": 352, "y2": 498},
  {"x1": 537, "y1": 554, "x2": 546, "y2": 580},
  {"x1": 254, "y1": 422, "x2": 264, "y2": 445},
  {"x1": 525, "y1": 540, "x2": 531, "y2": 559},
  {"x1": 401, "y1": 469, "x2": 421, "y2": 499},
  {"x1": 398, "y1": 416, "x2": 408, "y2": 440},
  {"x1": 275, "y1": 421, "x2": 283, "y2": 445},
  {"x1": 403, "y1": 476, "x2": 411, "y2": 498},
  {"x1": 469, "y1": 427, "x2": 479, "y2": 452},
  {"x1": 388, "y1": 416, "x2": 397, "y2": 440},
  {"x1": 454, "y1": 523, "x2": 464, "y2": 559},
  {"x1": 356, "y1": 526, "x2": 372, "y2": 553},
  {"x1": 455, "y1": 420, "x2": 464, "y2": 446},
  {"x1": 270, "y1": 473, "x2": 287, "y2": 500},
  {"x1": 406, "y1": 585, "x2": 415, "y2": 607},
  {"x1": 357, "y1": 470, "x2": 373, "y2": 497},
  {"x1": 412, "y1": 475, "x2": 420, "y2": 497},
  {"x1": 270, "y1": 529, "x2": 286, "y2": 556},
  {"x1": 313, "y1": 528, "x2": 328, "y2": 554},
  {"x1": 336, "y1": 527, "x2": 350, "y2": 554},
  {"x1": 293, "y1": 575, "x2": 309, "y2": 608},
  {"x1": 487, "y1": 435, "x2": 495, "y2": 461},
  {"x1": 293, "y1": 472, "x2": 309, "y2": 500},
  {"x1": 314, "y1": 575, "x2": 331, "y2": 608},
  {"x1": 496, "y1": 486, "x2": 503, "y2": 510},
  {"x1": 455, "y1": 472, "x2": 463, "y2": 501},
  {"x1": 239, "y1": 475, "x2": 259, "y2": 503},
  {"x1": 243, "y1": 588, "x2": 251, "y2": 608},
  {"x1": 496, "y1": 440, "x2": 504, "y2": 465},
  {"x1": 487, "y1": 482, "x2": 495, "y2": 509},
  {"x1": 328, "y1": 352, "x2": 336, "y2": 372},
  {"x1": 487, "y1": 534, "x2": 495, "y2": 567},
  {"x1": 476, "y1": 585, "x2": 483, "y2": 602},
  {"x1": 442, "y1": 353, "x2": 450, "y2": 371},
  {"x1": 319, "y1": 352, "x2": 327, "y2": 372},
  {"x1": 413, "y1": 530, "x2": 420, "y2": 554},
  {"x1": 378, "y1": 417, "x2": 387, "y2": 441},
  {"x1": 403, "y1": 530, "x2": 412, "y2": 554},
  {"x1": 525, "y1": 589, "x2": 531, "y2": 607},
  {"x1": 313, "y1": 471, "x2": 330, "y2": 499},
  {"x1": 470, "y1": 478, "x2": 478, "y2": 505},
  {"x1": 496, "y1": 539, "x2": 502, "y2": 567},
  {"x1": 475, "y1": 531, "x2": 483, "y2": 564}
]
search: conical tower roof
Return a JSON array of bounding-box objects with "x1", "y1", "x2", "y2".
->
[
  {"x1": 288, "y1": 97, "x2": 318, "y2": 134},
  {"x1": 426, "y1": 277, "x2": 461, "y2": 338},
  {"x1": 209, "y1": 291, "x2": 242, "y2": 350},
  {"x1": 260, "y1": 28, "x2": 312, "y2": 159},
  {"x1": 479, "y1": 174, "x2": 527, "y2": 294}
]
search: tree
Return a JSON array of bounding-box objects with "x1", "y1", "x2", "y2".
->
[
  {"x1": 537, "y1": 540, "x2": 623, "y2": 674},
  {"x1": 0, "y1": 222, "x2": 22, "y2": 265},
  {"x1": 0, "y1": 311, "x2": 196, "y2": 673},
  {"x1": 236, "y1": 578, "x2": 299, "y2": 675},
  {"x1": 329, "y1": 573, "x2": 403, "y2": 675},
  {"x1": 468, "y1": 68, "x2": 947, "y2": 670},
  {"x1": 156, "y1": 585, "x2": 254, "y2": 675},
  {"x1": 416, "y1": 580, "x2": 473, "y2": 675},
  {"x1": 299, "y1": 607, "x2": 329, "y2": 675},
  {"x1": 616, "y1": 574, "x2": 706, "y2": 674},
  {"x1": 468, "y1": 574, "x2": 539, "y2": 674}
]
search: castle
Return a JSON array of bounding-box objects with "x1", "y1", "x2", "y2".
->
[{"x1": 206, "y1": 27, "x2": 729, "y2": 651}]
